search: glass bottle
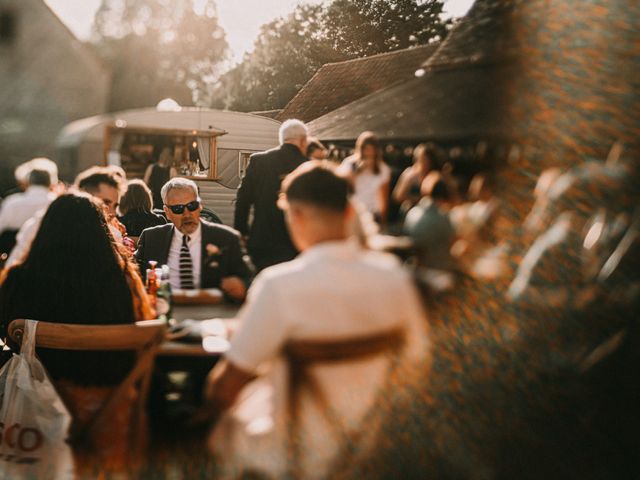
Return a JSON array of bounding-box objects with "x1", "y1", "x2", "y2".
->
[
  {"x1": 156, "y1": 264, "x2": 173, "y2": 324},
  {"x1": 146, "y1": 260, "x2": 158, "y2": 309}
]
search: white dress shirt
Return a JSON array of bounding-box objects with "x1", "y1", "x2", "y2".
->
[
  {"x1": 167, "y1": 224, "x2": 202, "y2": 289},
  {"x1": 0, "y1": 186, "x2": 55, "y2": 234},
  {"x1": 212, "y1": 239, "x2": 429, "y2": 479}
]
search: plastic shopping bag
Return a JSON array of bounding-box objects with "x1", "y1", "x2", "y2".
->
[{"x1": 0, "y1": 320, "x2": 74, "y2": 479}]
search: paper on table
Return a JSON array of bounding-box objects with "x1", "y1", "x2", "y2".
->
[
  {"x1": 200, "y1": 319, "x2": 227, "y2": 337},
  {"x1": 202, "y1": 336, "x2": 230, "y2": 353}
]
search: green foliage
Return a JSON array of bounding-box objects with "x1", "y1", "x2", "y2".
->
[
  {"x1": 211, "y1": 0, "x2": 451, "y2": 112},
  {"x1": 325, "y1": 0, "x2": 450, "y2": 57},
  {"x1": 92, "y1": 0, "x2": 228, "y2": 111},
  {"x1": 212, "y1": 4, "x2": 340, "y2": 112}
]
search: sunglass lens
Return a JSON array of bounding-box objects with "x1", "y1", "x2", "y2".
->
[
  {"x1": 186, "y1": 201, "x2": 200, "y2": 212},
  {"x1": 170, "y1": 205, "x2": 185, "y2": 214}
]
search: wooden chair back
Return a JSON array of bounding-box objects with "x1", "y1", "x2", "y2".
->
[
  {"x1": 283, "y1": 328, "x2": 406, "y2": 478},
  {"x1": 8, "y1": 319, "x2": 167, "y2": 464}
]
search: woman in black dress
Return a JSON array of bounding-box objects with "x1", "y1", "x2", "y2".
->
[{"x1": 119, "y1": 179, "x2": 166, "y2": 242}]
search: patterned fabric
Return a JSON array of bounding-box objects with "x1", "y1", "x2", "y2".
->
[{"x1": 179, "y1": 235, "x2": 195, "y2": 289}]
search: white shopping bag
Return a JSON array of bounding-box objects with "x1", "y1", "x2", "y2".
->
[{"x1": 0, "y1": 320, "x2": 74, "y2": 479}]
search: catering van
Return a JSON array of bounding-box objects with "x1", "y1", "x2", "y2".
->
[{"x1": 56, "y1": 105, "x2": 281, "y2": 225}]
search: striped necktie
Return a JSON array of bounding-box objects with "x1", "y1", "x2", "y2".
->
[{"x1": 179, "y1": 235, "x2": 195, "y2": 289}]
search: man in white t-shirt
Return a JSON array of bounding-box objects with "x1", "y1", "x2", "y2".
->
[
  {"x1": 0, "y1": 168, "x2": 56, "y2": 235},
  {"x1": 203, "y1": 161, "x2": 429, "y2": 479}
]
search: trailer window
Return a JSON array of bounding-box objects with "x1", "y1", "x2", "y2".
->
[{"x1": 239, "y1": 152, "x2": 253, "y2": 180}]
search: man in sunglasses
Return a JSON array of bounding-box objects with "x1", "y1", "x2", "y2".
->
[{"x1": 135, "y1": 177, "x2": 253, "y2": 301}]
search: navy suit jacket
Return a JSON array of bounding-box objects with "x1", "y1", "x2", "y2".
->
[{"x1": 135, "y1": 220, "x2": 254, "y2": 291}]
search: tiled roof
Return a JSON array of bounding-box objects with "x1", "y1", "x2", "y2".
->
[
  {"x1": 276, "y1": 43, "x2": 440, "y2": 123},
  {"x1": 308, "y1": 0, "x2": 515, "y2": 142},
  {"x1": 422, "y1": 0, "x2": 516, "y2": 71},
  {"x1": 308, "y1": 63, "x2": 508, "y2": 142}
]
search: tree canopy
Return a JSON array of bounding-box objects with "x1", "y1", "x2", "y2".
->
[
  {"x1": 92, "y1": 0, "x2": 228, "y2": 111},
  {"x1": 211, "y1": 0, "x2": 451, "y2": 112}
]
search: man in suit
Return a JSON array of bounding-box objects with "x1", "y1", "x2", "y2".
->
[
  {"x1": 234, "y1": 119, "x2": 309, "y2": 271},
  {"x1": 136, "y1": 177, "x2": 253, "y2": 301}
]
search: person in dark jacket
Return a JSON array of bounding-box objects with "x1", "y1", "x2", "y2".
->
[
  {"x1": 136, "y1": 178, "x2": 253, "y2": 301},
  {"x1": 118, "y1": 179, "x2": 166, "y2": 242},
  {"x1": 234, "y1": 119, "x2": 308, "y2": 272}
]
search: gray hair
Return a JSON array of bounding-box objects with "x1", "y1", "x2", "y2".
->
[
  {"x1": 279, "y1": 119, "x2": 308, "y2": 145},
  {"x1": 160, "y1": 177, "x2": 199, "y2": 205}
]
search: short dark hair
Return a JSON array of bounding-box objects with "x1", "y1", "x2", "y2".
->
[
  {"x1": 28, "y1": 169, "x2": 52, "y2": 187},
  {"x1": 75, "y1": 167, "x2": 122, "y2": 195},
  {"x1": 281, "y1": 161, "x2": 349, "y2": 212},
  {"x1": 421, "y1": 171, "x2": 451, "y2": 201}
]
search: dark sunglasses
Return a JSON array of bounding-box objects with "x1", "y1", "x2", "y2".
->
[{"x1": 166, "y1": 200, "x2": 200, "y2": 215}]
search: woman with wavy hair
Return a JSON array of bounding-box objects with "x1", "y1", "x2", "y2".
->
[
  {"x1": 338, "y1": 131, "x2": 391, "y2": 225},
  {"x1": 0, "y1": 192, "x2": 154, "y2": 468}
]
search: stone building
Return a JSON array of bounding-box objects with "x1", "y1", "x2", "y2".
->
[{"x1": 0, "y1": 0, "x2": 110, "y2": 192}]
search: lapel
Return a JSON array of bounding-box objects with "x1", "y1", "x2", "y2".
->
[
  {"x1": 158, "y1": 225, "x2": 175, "y2": 266},
  {"x1": 200, "y1": 221, "x2": 209, "y2": 271},
  {"x1": 199, "y1": 221, "x2": 221, "y2": 288}
]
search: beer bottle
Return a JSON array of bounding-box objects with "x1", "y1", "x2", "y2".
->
[{"x1": 146, "y1": 260, "x2": 158, "y2": 309}]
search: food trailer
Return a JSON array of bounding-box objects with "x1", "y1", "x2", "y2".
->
[{"x1": 56, "y1": 106, "x2": 281, "y2": 225}]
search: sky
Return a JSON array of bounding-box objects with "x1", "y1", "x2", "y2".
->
[{"x1": 45, "y1": 0, "x2": 475, "y2": 65}]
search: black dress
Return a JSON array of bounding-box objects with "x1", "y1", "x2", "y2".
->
[
  {"x1": 147, "y1": 164, "x2": 170, "y2": 209},
  {"x1": 119, "y1": 209, "x2": 166, "y2": 237}
]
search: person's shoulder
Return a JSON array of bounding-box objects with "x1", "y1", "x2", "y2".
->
[
  {"x1": 140, "y1": 222, "x2": 172, "y2": 237},
  {"x1": 337, "y1": 155, "x2": 357, "y2": 174},
  {"x1": 201, "y1": 220, "x2": 242, "y2": 240},
  {"x1": 253, "y1": 257, "x2": 306, "y2": 288},
  {"x1": 250, "y1": 146, "x2": 281, "y2": 161},
  {"x1": 404, "y1": 202, "x2": 426, "y2": 224},
  {"x1": 152, "y1": 212, "x2": 167, "y2": 224},
  {"x1": 359, "y1": 248, "x2": 403, "y2": 271},
  {"x1": 342, "y1": 154, "x2": 357, "y2": 165},
  {"x1": 358, "y1": 250, "x2": 415, "y2": 288},
  {"x1": 0, "y1": 191, "x2": 23, "y2": 206}
]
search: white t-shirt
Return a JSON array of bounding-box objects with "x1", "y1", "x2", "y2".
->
[
  {"x1": 212, "y1": 240, "x2": 429, "y2": 479},
  {"x1": 0, "y1": 186, "x2": 55, "y2": 234},
  {"x1": 338, "y1": 157, "x2": 391, "y2": 215}
]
